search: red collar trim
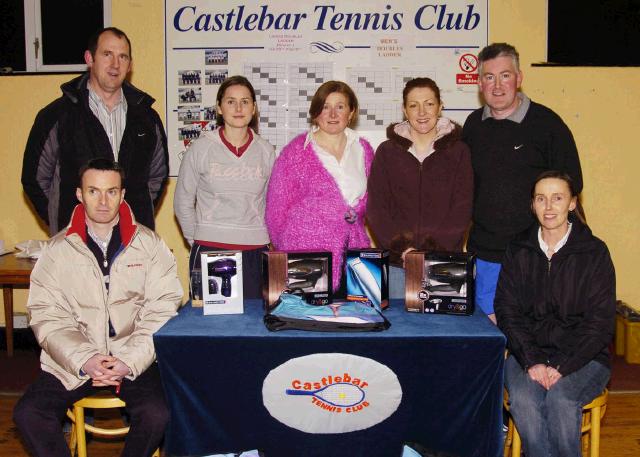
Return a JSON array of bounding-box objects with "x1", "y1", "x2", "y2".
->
[
  {"x1": 66, "y1": 202, "x2": 137, "y2": 246},
  {"x1": 219, "y1": 128, "x2": 253, "y2": 157},
  {"x1": 67, "y1": 205, "x2": 89, "y2": 243}
]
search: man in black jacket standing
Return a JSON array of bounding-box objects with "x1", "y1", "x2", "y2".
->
[
  {"x1": 22, "y1": 27, "x2": 168, "y2": 234},
  {"x1": 462, "y1": 43, "x2": 583, "y2": 324}
]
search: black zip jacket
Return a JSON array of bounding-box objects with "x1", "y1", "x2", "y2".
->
[
  {"x1": 494, "y1": 216, "x2": 615, "y2": 376},
  {"x1": 22, "y1": 74, "x2": 168, "y2": 233}
]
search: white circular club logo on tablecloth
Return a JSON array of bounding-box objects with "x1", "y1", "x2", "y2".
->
[{"x1": 262, "y1": 353, "x2": 402, "y2": 434}]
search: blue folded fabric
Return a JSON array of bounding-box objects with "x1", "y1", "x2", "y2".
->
[
  {"x1": 401, "y1": 445, "x2": 423, "y2": 457},
  {"x1": 271, "y1": 293, "x2": 380, "y2": 321}
]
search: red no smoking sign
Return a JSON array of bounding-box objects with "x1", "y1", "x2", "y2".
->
[
  {"x1": 457, "y1": 53, "x2": 479, "y2": 85},
  {"x1": 459, "y1": 54, "x2": 478, "y2": 73}
]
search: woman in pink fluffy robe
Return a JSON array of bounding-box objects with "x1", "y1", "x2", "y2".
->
[{"x1": 266, "y1": 81, "x2": 374, "y2": 290}]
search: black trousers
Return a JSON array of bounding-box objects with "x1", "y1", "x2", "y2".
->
[{"x1": 13, "y1": 364, "x2": 168, "y2": 457}]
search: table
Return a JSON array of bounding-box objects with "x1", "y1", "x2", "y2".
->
[
  {"x1": 154, "y1": 300, "x2": 506, "y2": 457},
  {"x1": 0, "y1": 254, "x2": 35, "y2": 356}
]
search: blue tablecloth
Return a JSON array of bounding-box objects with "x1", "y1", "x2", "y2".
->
[{"x1": 154, "y1": 300, "x2": 506, "y2": 457}]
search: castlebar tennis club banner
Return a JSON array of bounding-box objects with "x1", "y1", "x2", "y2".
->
[
  {"x1": 165, "y1": 0, "x2": 488, "y2": 175},
  {"x1": 262, "y1": 353, "x2": 402, "y2": 433}
]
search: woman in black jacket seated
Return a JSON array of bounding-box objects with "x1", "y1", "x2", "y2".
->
[{"x1": 495, "y1": 170, "x2": 615, "y2": 457}]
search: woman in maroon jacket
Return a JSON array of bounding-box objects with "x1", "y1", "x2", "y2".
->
[{"x1": 366, "y1": 77, "x2": 473, "y2": 298}]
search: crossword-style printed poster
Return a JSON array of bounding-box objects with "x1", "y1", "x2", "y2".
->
[
  {"x1": 243, "y1": 62, "x2": 334, "y2": 149},
  {"x1": 165, "y1": 0, "x2": 488, "y2": 175}
]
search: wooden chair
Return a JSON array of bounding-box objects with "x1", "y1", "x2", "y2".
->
[
  {"x1": 66, "y1": 391, "x2": 160, "y2": 457},
  {"x1": 503, "y1": 388, "x2": 608, "y2": 457}
]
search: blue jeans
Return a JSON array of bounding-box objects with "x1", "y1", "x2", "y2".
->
[
  {"x1": 475, "y1": 258, "x2": 502, "y2": 315},
  {"x1": 504, "y1": 355, "x2": 610, "y2": 457}
]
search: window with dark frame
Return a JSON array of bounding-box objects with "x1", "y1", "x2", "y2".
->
[
  {"x1": 0, "y1": 0, "x2": 26, "y2": 72},
  {"x1": 0, "y1": 0, "x2": 109, "y2": 73},
  {"x1": 547, "y1": 0, "x2": 640, "y2": 66},
  {"x1": 40, "y1": 0, "x2": 105, "y2": 67}
]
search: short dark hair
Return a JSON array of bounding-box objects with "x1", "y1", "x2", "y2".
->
[
  {"x1": 532, "y1": 170, "x2": 586, "y2": 223},
  {"x1": 402, "y1": 77, "x2": 442, "y2": 106},
  {"x1": 79, "y1": 158, "x2": 125, "y2": 187},
  {"x1": 87, "y1": 27, "x2": 132, "y2": 59},
  {"x1": 478, "y1": 42, "x2": 519, "y2": 74},
  {"x1": 308, "y1": 81, "x2": 358, "y2": 127},
  {"x1": 215, "y1": 75, "x2": 258, "y2": 130}
]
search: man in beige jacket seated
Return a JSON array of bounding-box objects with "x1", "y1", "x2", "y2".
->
[{"x1": 13, "y1": 158, "x2": 183, "y2": 457}]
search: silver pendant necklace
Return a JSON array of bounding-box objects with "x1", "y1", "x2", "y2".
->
[{"x1": 87, "y1": 227, "x2": 113, "y2": 268}]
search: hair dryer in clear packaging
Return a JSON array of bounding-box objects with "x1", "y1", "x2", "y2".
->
[
  {"x1": 405, "y1": 251, "x2": 474, "y2": 315},
  {"x1": 200, "y1": 251, "x2": 243, "y2": 315},
  {"x1": 208, "y1": 258, "x2": 237, "y2": 297},
  {"x1": 424, "y1": 262, "x2": 467, "y2": 294},
  {"x1": 287, "y1": 258, "x2": 325, "y2": 292}
]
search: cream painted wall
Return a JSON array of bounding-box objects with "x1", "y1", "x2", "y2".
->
[
  {"x1": 489, "y1": 1, "x2": 640, "y2": 311},
  {"x1": 0, "y1": 2, "x2": 192, "y2": 326},
  {"x1": 1, "y1": 1, "x2": 638, "y2": 324}
]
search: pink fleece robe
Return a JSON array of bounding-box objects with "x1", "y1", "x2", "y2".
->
[{"x1": 265, "y1": 132, "x2": 374, "y2": 290}]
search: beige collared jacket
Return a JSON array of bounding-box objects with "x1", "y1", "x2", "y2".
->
[{"x1": 27, "y1": 202, "x2": 183, "y2": 390}]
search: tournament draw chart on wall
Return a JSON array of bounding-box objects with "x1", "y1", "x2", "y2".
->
[
  {"x1": 244, "y1": 62, "x2": 333, "y2": 150},
  {"x1": 165, "y1": 0, "x2": 488, "y2": 175}
]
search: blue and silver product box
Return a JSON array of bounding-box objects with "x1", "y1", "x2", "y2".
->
[{"x1": 345, "y1": 249, "x2": 389, "y2": 311}]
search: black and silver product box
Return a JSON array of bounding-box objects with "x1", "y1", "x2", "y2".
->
[
  {"x1": 262, "y1": 251, "x2": 332, "y2": 311},
  {"x1": 345, "y1": 249, "x2": 389, "y2": 311},
  {"x1": 200, "y1": 251, "x2": 243, "y2": 314},
  {"x1": 405, "y1": 251, "x2": 475, "y2": 315}
]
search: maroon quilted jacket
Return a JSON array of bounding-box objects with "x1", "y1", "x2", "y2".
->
[{"x1": 366, "y1": 120, "x2": 473, "y2": 265}]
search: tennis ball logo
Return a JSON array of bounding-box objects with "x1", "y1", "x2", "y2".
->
[
  {"x1": 286, "y1": 373, "x2": 370, "y2": 413},
  {"x1": 262, "y1": 353, "x2": 402, "y2": 433}
]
